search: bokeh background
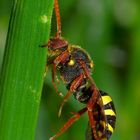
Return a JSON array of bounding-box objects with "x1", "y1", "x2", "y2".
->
[{"x1": 0, "y1": 0, "x2": 140, "y2": 140}]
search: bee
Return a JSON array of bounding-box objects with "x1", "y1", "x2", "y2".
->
[{"x1": 42, "y1": 0, "x2": 116, "y2": 140}]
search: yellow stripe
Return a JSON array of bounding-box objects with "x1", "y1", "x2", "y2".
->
[
  {"x1": 107, "y1": 123, "x2": 114, "y2": 133},
  {"x1": 98, "y1": 131, "x2": 102, "y2": 137},
  {"x1": 105, "y1": 109, "x2": 116, "y2": 116},
  {"x1": 99, "y1": 120, "x2": 106, "y2": 128},
  {"x1": 102, "y1": 96, "x2": 112, "y2": 105}
]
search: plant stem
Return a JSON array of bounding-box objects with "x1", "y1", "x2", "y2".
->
[{"x1": 0, "y1": 0, "x2": 54, "y2": 140}]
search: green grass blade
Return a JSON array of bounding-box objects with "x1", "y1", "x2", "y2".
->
[{"x1": 0, "y1": 0, "x2": 54, "y2": 140}]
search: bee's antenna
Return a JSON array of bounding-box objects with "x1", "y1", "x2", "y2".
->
[{"x1": 54, "y1": 0, "x2": 61, "y2": 38}]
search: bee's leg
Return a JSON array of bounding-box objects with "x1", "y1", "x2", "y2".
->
[
  {"x1": 58, "y1": 74, "x2": 85, "y2": 117},
  {"x1": 49, "y1": 107, "x2": 87, "y2": 140},
  {"x1": 77, "y1": 60, "x2": 96, "y2": 86},
  {"x1": 87, "y1": 86, "x2": 100, "y2": 140},
  {"x1": 53, "y1": 50, "x2": 69, "y2": 65},
  {"x1": 51, "y1": 64, "x2": 63, "y2": 97},
  {"x1": 51, "y1": 50, "x2": 69, "y2": 97}
]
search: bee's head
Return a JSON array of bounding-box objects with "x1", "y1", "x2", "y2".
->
[{"x1": 48, "y1": 38, "x2": 68, "y2": 54}]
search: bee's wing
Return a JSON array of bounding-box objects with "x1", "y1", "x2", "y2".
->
[{"x1": 85, "y1": 122, "x2": 95, "y2": 140}]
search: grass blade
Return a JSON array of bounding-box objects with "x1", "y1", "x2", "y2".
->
[{"x1": 0, "y1": 0, "x2": 54, "y2": 140}]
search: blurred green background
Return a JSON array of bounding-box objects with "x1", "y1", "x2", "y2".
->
[{"x1": 0, "y1": 0, "x2": 140, "y2": 140}]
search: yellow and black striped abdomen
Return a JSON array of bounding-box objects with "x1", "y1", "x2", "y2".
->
[
  {"x1": 85, "y1": 91, "x2": 116, "y2": 140},
  {"x1": 101, "y1": 91, "x2": 116, "y2": 139}
]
